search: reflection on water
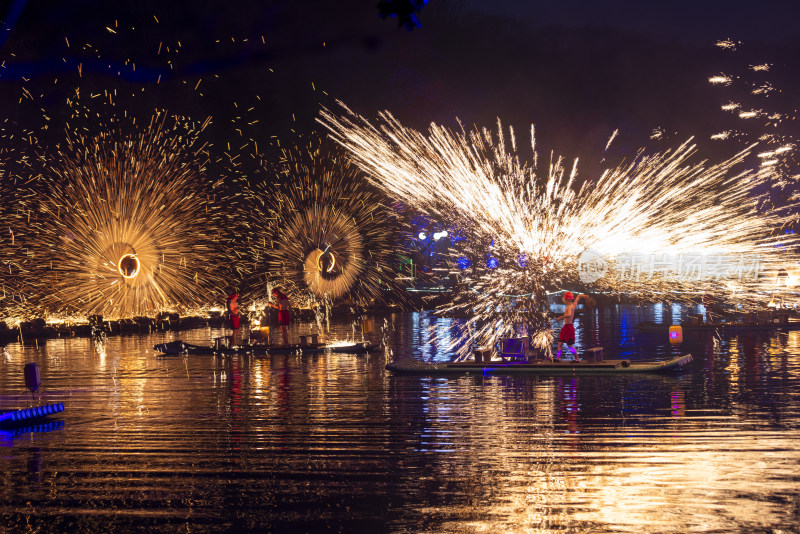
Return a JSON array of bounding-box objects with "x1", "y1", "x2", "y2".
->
[{"x1": 0, "y1": 307, "x2": 798, "y2": 532}]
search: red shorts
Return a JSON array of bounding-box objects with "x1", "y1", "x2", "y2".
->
[
  {"x1": 558, "y1": 324, "x2": 575, "y2": 344},
  {"x1": 230, "y1": 314, "x2": 240, "y2": 330},
  {"x1": 278, "y1": 310, "x2": 291, "y2": 326}
]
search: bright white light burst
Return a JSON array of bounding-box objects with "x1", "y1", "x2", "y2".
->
[{"x1": 320, "y1": 104, "x2": 800, "y2": 358}]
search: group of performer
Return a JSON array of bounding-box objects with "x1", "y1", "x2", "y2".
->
[
  {"x1": 225, "y1": 288, "x2": 291, "y2": 346},
  {"x1": 223, "y1": 286, "x2": 587, "y2": 355}
]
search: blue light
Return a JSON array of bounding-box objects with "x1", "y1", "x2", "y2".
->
[
  {"x1": 0, "y1": 0, "x2": 28, "y2": 51},
  {"x1": 487, "y1": 256, "x2": 498, "y2": 269},
  {"x1": 457, "y1": 257, "x2": 471, "y2": 270}
]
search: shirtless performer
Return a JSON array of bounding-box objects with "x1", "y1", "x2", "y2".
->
[{"x1": 554, "y1": 291, "x2": 587, "y2": 360}]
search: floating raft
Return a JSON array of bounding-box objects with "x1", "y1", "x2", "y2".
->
[
  {"x1": 154, "y1": 340, "x2": 377, "y2": 356},
  {"x1": 636, "y1": 321, "x2": 800, "y2": 332},
  {"x1": 0, "y1": 403, "x2": 65, "y2": 428},
  {"x1": 386, "y1": 354, "x2": 693, "y2": 375}
]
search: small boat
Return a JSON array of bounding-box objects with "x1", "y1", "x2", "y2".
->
[
  {"x1": 636, "y1": 320, "x2": 800, "y2": 332},
  {"x1": 386, "y1": 354, "x2": 693, "y2": 375},
  {"x1": 154, "y1": 339, "x2": 378, "y2": 356}
]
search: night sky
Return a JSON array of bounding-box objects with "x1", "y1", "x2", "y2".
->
[{"x1": 1, "y1": 0, "x2": 799, "y2": 175}]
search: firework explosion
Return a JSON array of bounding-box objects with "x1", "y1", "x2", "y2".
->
[
  {"x1": 27, "y1": 114, "x2": 227, "y2": 318},
  {"x1": 237, "y1": 137, "x2": 405, "y2": 309},
  {"x1": 319, "y1": 104, "x2": 800, "y2": 357}
]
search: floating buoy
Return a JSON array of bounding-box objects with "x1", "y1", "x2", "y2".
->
[
  {"x1": 0, "y1": 403, "x2": 64, "y2": 426},
  {"x1": 24, "y1": 362, "x2": 41, "y2": 393},
  {"x1": 668, "y1": 325, "x2": 683, "y2": 344}
]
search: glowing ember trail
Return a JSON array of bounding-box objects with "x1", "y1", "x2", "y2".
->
[
  {"x1": 709, "y1": 39, "x2": 799, "y2": 196},
  {"x1": 0, "y1": 152, "x2": 37, "y2": 319},
  {"x1": 28, "y1": 114, "x2": 227, "y2": 318},
  {"x1": 319, "y1": 104, "x2": 800, "y2": 358}
]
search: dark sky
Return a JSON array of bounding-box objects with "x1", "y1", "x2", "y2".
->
[
  {"x1": 467, "y1": 0, "x2": 800, "y2": 44},
  {"x1": 1, "y1": 0, "x2": 799, "y2": 174}
]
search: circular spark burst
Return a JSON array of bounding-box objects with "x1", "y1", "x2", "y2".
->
[
  {"x1": 320, "y1": 105, "x2": 800, "y2": 357},
  {"x1": 117, "y1": 253, "x2": 141, "y2": 279},
  {"x1": 29, "y1": 115, "x2": 226, "y2": 318},
  {"x1": 295, "y1": 207, "x2": 363, "y2": 300},
  {"x1": 239, "y1": 137, "x2": 404, "y2": 306}
]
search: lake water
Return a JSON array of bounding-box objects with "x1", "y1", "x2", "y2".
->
[{"x1": 1, "y1": 305, "x2": 799, "y2": 532}]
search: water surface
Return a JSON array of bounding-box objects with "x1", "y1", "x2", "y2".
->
[{"x1": 0, "y1": 305, "x2": 799, "y2": 532}]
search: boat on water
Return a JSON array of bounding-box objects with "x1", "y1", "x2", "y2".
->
[
  {"x1": 154, "y1": 339, "x2": 378, "y2": 356},
  {"x1": 386, "y1": 354, "x2": 693, "y2": 375}
]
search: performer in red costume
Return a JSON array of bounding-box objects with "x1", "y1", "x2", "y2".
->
[
  {"x1": 554, "y1": 291, "x2": 587, "y2": 360},
  {"x1": 270, "y1": 288, "x2": 291, "y2": 345}
]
